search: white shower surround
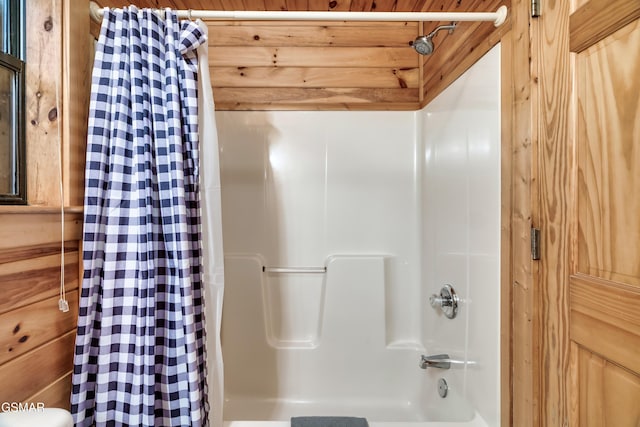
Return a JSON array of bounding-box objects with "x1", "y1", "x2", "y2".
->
[{"x1": 215, "y1": 46, "x2": 501, "y2": 427}]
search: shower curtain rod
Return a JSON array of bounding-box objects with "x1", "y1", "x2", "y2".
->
[{"x1": 89, "y1": 1, "x2": 508, "y2": 27}]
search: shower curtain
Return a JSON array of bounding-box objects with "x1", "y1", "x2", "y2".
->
[
  {"x1": 196, "y1": 18, "x2": 226, "y2": 427},
  {"x1": 71, "y1": 7, "x2": 223, "y2": 427}
]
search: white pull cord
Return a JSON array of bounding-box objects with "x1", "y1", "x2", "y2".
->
[
  {"x1": 57, "y1": 106, "x2": 69, "y2": 313},
  {"x1": 57, "y1": 104, "x2": 69, "y2": 312},
  {"x1": 54, "y1": 0, "x2": 69, "y2": 313},
  {"x1": 58, "y1": 193, "x2": 69, "y2": 313}
]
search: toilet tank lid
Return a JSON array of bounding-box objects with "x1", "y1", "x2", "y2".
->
[{"x1": 0, "y1": 408, "x2": 73, "y2": 427}]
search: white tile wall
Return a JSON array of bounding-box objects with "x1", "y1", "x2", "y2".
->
[
  {"x1": 420, "y1": 44, "x2": 501, "y2": 426},
  {"x1": 217, "y1": 110, "x2": 422, "y2": 348},
  {"x1": 216, "y1": 44, "x2": 501, "y2": 424}
]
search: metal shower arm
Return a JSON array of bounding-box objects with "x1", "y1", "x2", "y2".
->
[{"x1": 426, "y1": 24, "x2": 458, "y2": 39}]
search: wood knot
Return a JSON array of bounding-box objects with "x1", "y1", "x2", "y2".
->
[
  {"x1": 13, "y1": 324, "x2": 20, "y2": 334},
  {"x1": 253, "y1": 35, "x2": 260, "y2": 40},
  {"x1": 328, "y1": 1, "x2": 337, "y2": 8},
  {"x1": 44, "y1": 17, "x2": 53, "y2": 32},
  {"x1": 48, "y1": 107, "x2": 58, "y2": 122},
  {"x1": 18, "y1": 335, "x2": 29, "y2": 343}
]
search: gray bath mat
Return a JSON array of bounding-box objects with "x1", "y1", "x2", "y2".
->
[{"x1": 291, "y1": 416, "x2": 369, "y2": 427}]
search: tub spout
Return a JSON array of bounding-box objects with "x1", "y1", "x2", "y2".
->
[{"x1": 419, "y1": 354, "x2": 451, "y2": 370}]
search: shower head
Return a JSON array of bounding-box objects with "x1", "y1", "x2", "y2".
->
[
  {"x1": 412, "y1": 35, "x2": 434, "y2": 55},
  {"x1": 411, "y1": 23, "x2": 457, "y2": 55}
]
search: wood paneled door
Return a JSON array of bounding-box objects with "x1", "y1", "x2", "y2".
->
[{"x1": 568, "y1": 1, "x2": 640, "y2": 425}]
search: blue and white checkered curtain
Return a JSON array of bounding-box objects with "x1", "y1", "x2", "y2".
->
[{"x1": 71, "y1": 7, "x2": 209, "y2": 426}]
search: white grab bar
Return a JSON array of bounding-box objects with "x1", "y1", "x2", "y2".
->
[{"x1": 262, "y1": 266, "x2": 326, "y2": 274}]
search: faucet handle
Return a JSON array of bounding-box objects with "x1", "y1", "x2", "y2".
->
[
  {"x1": 420, "y1": 354, "x2": 472, "y2": 370},
  {"x1": 429, "y1": 284, "x2": 459, "y2": 319},
  {"x1": 429, "y1": 294, "x2": 446, "y2": 308},
  {"x1": 419, "y1": 354, "x2": 451, "y2": 370}
]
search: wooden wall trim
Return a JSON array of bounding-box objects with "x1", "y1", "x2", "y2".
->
[
  {"x1": 506, "y1": 0, "x2": 537, "y2": 425},
  {"x1": 62, "y1": 0, "x2": 91, "y2": 206},
  {"x1": 0, "y1": 206, "x2": 83, "y2": 215},
  {"x1": 499, "y1": 29, "x2": 514, "y2": 427},
  {"x1": 569, "y1": 0, "x2": 640, "y2": 52},
  {"x1": 533, "y1": 0, "x2": 573, "y2": 425}
]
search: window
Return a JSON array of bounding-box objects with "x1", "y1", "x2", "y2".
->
[{"x1": 0, "y1": 0, "x2": 25, "y2": 204}]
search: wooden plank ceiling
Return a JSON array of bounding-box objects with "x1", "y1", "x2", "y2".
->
[{"x1": 95, "y1": 0, "x2": 511, "y2": 110}]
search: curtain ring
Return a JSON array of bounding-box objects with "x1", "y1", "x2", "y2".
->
[{"x1": 188, "y1": 9, "x2": 193, "y2": 20}]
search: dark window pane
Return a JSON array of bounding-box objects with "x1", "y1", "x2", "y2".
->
[
  {"x1": 0, "y1": 64, "x2": 15, "y2": 194},
  {"x1": 0, "y1": 0, "x2": 24, "y2": 204},
  {"x1": 0, "y1": 0, "x2": 5, "y2": 53}
]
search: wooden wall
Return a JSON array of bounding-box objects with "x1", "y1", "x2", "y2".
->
[
  {"x1": 519, "y1": 0, "x2": 640, "y2": 425},
  {"x1": 0, "y1": 211, "x2": 82, "y2": 410},
  {"x1": 88, "y1": 2, "x2": 522, "y2": 426},
  {"x1": 96, "y1": 0, "x2": 512, "y2": 110},
  {"x1": 14, "y1": 0, "x2": 534, "y2": 422},
  {"x1": 0, "y1": 0, "x2": 91, "y2": 409},
  {"x1": 26, "y1": 0, "x2": 90, "y2": 207},
  {"x1": 26, "y1": 0, "x2": 63, "y2": 206},
  {"x1": 568, "y1": 4, "x2": 640, "y2": 427},
  {"x1": 208, "y1": 20, "x2": 422, "y2": 110},
  {"x1": 421, "y1": 0, "x2": 511, "y2": 105}
]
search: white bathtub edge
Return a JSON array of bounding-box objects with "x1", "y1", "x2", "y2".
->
[{"x1": 223, "y1": 412, "x2": 489, "y2": 427}]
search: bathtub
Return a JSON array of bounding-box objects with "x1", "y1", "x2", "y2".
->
[
  {"x1": 222, "y1": 398, "x2": 489, "y2": 427},
  {"x1": 225, "y1": 421, "x2": 488, "y2": 427},
  {"x1": 223, "y1": 395, "x2": 490, "y2": 427},
  {"x1": 220, "y1": 255, "x2": 492, "y2": 427},
  {"x1": 224, "y1": 416, "x2": 489, "y2": 427},
  {"x1": 223, "y1": 402, "x2": 490, "y2": 427},
  {"x1": 225, "y1": 420, "x2": 488, "y2": 427}
]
